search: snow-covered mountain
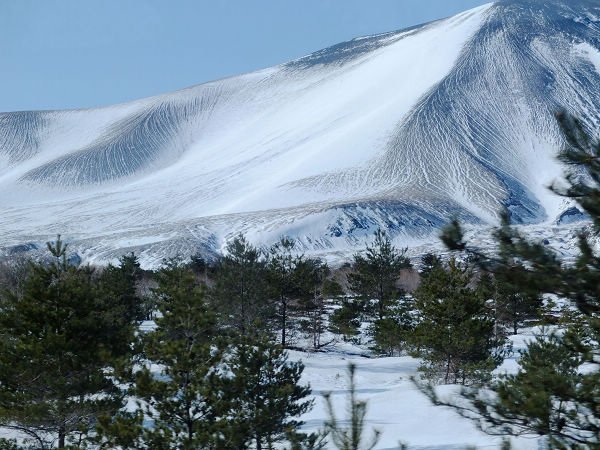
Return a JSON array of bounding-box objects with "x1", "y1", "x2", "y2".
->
[{"x1": 1, "y1": 0, "x2": 600, "y2": 267}]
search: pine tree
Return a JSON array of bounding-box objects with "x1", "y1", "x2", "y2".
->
[
  {"x1": 132, "y1": 260, "x2": 223, "y2": 449},
  {"x1": 215, "y1": 336, "x2": 314, "y2": 449},
  {"x1": 478, "y1": 332, "x2": 583, "y2": 444},
  {"x1": 419, "y1": 252, "x2": 442, "y2": 277},
  {"x1": 267, "y1": 237, "x2": 305, "y2": 347},
  {"x1": 98, "y1": 253, "x2": 145, "y2": 323},
  {"x1": 477, "y1": 272, "x2": 542, "y2": 336},
  {"x1": 329, "y1": 299, "x2": 362, "y2": 342},
  {"x1": 211, "y1": 235, "x2": 272, "y2": 337},
  {"x1": 0, "y1": 236, "x2": 134, "y2": 449},
  {"x1": 0, "y1": 438, "x2": 20, "y2": 450},
  {"x1": 296, "y1": 258, "x2": 330, "y2": 350},
  {"x1": 411, "y1": 258, "x2": 507, "y2": 385},
  {"x1": 370, "y1": 294, "x2": 415, "y2": 357},
  {"x1": 348, "y1": 229, "x2": 411, "y2": 320},
  {"x1": 435, "y1": 111, "x2": 600, "y2": 447}
]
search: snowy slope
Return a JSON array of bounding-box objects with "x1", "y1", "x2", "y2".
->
[{"x1": 1, "y1": 0, "x2": 600, "y2": 266}]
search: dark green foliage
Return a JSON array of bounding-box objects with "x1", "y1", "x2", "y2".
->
[
  {"x1": 215, "y1": 336, "x2": 314, "y2": 450},
  {"x1": 440, "y1": 218, "x2": 467, "y2": 252},
  {"x1": 553, "y1": 112, "x2": 600, "y2": 230},
  {"x1": 348, "y1": 229, "x2": 411, "y2": 320},
  {"x1": 322, "y1": 277, "x2": 345, "y2": 299},
  {"x1": 371, "y1": 316, "x2": 404, "y2": 356},
  {"x1": 419, "y1": 252, "x2": 442, "y2": 276},
  {"x1": 0, "y1": 236, "x2": 134, "y2": 449},
  {"x1": 285, "y1": 429, "x2": 328, "y2": 450},
  {"x1": 330, "y1": 299, "x2": 362, "y2": 341},
  {"x1": 296, "y1": 258, "x2": 331, "y2": 350},
  {"x1": 98, "y1": 253, "x2": 144, "y2": 323},
  {"x1": 433, "y1": 327, "x2": 598, "y2": 448},
  {"x1": 441, "y1": 211, "x2": 563, "y2": 308},
  {"x1": 435, "y1": 112, "x2": 600, "y2": 447},
  {"x1": 0, "y1": 439, "x2": 20, "y2": 450},
  {"x1": 477, "y1": 272, "x2": 542, "y2": 335},
  {"x1": 411, "y1": 259, "x2": 507, "y2": 385},
  {"x1": 132, "y1": 260, "x2": 222, "y2": 449},
  {"x1": 323, "y1": 363, "x2": 380, "y2": 450},
  {"x1": 96, "y1": 258, "x2": 318, "y2": 449},
  {"x1": 189, "y1": 253, "x2": 208, "y2": 272},
  {"x1": 189, "y1": 253, "x2": 216, "y2": 283},
  {"x1": 211, "y1": 235, "x2": 272, "y2": 337},
  {"x1": 370, "y1": 295, "x2": 415, "y2": 356},
  {"x1": 266, "y1": 237, "x2": 306, "y2": 347},
  {"x1": 482, "y1": 333, "x2": 583, "y2": 444},
  {"x1": 94, "y1": 410, "x2": 146, "y2": 450}
]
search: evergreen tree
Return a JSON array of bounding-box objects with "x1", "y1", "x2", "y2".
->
[
  {"x1": 97, "y1": 261, "x2": 320, "y2": 450},
  {"x1": 348, "y1": 229, "x2": 411, "y2": 320},
  {"x1": 435, "y1": 111, "x2": 600, "y2": 447},
  {"x1": 211, "y1": 235, "x2": 272, "y2": 337},
  {"x1": 322, "y1": 277, "x2": 345, "y2": 300},
  {"x1": 323, "y1": 363, "x2": 380, "y2": 450},
  {"x1": 98, "y1": 253, "x2": 145, "y2": 324},
  {"x1": 215, "y1": 336, "x2": 314, "y2": 449},
  {"x1": 0, "y1": 236, "x2": 134, "y2": 449},
  {"x1": 477, "y1": 272, "x2": 542, "y2": 336},
  {"x1": 132, "y1": 260, "x2": 223, "y2": 449},
  {"x1": 419, "y1": 252, "x2": 442, "y2": 277},
  {"x1": 296, "y1": 258, "x2": 330, "y2": 350},
  {"x1": 476, "y1": 332, "x2": 583, "y2": 446},
  {"x1": 411, "y1": 258, "x2": 507, "y2": 385},
  {"x1": 370, "y1": 294, "x2": 415, "y2": 357},
  {"x1": 285, "y1": 431, "x2": 328, "y2": 450},
  {"x1": 189, "y1": 253, "x2": 212, "y2": 284},
  {"x1": 267, "y1": 237, "x2": 305, "y2": 347},
  {"x1": 329, "y1": 299, "x2": 362, "y2": 342}
]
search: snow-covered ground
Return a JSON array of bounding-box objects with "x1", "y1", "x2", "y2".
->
[
  {"x1": 292, "y1": 327, "x2": 544, "y2": 450},
  {"x1": 2, "y1": 0, "x2": 600, "y2": 266}
]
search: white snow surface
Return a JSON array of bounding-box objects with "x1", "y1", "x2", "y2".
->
[
  {"x1": 294, "y1": 350, "x2": 539, "y2": 450},
  {"x1": 1, "y1": 0, "x2": 600, "y2": 266}
]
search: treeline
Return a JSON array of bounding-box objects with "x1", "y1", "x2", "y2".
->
[{"x1": 0, "y1": 226, "x2": 549, "y2": 449}]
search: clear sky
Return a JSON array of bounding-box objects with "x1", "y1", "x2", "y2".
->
[{"x1": 0, "y1": 0, "x2": 491, "y2": 112}]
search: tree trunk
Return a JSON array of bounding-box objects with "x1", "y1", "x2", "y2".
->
[
  {"x1": 187, "y1": 419, "x2": 194, "y2": 445},
  {"x1": 281, "y1": 296, "x2": 287, "y2": 347},
  {"x1": 58, "y1": 425, "x2": 66, "y2": 449},
  {"x1": 256, "y1": 432, "x2": 262, "y2": 450},
  {"x1": 512, "y1": 298, "x2": 518, "y2": 335},
  {"x1": 445, "y1": 358, "x2": 451, "y2": 384},
  {"x1": 240, "y1": 274, "x2": 246, "y2": 336},
  {"x1": 378, "y1": 282, "x2": 385, "y2": 320}
]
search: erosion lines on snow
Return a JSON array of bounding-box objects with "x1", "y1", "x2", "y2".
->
[{"x1": 0, "y1": 111, "x2": 48, "y2": 164}]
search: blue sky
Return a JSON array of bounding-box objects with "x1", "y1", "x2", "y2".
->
[{"x1": 0, "y1": 0, "x2": 490, "y2": 112}]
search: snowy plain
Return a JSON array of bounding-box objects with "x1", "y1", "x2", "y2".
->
[{"x1": 288, "y1": 325, "x2": 544, "y2": 450}]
